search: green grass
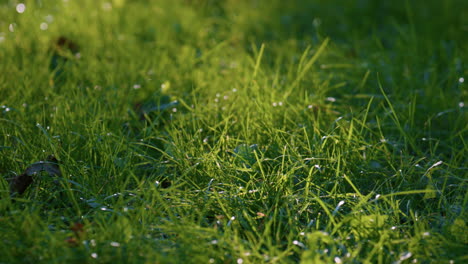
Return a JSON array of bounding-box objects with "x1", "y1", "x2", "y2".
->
[{"x1": 1, "y1": 0, "x2": 467, "y2": 263}]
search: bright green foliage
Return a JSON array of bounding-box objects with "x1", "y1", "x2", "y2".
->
[{"x1": 0, "y1": 0, "x2": 467, "y2": 263}]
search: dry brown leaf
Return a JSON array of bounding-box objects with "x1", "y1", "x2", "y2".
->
[{"x1": 256, "y1": 212, "x2": 266, "y2": 218}]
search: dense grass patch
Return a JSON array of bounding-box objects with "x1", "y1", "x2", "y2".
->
[{"x1": 1, "y1": 0, "x2": 467, "y2": 263}]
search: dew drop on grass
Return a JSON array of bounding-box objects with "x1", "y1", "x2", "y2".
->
[
  {"x1": 293, "y1": 240, "x2": 305, "y2": 248},
  {"x1": 102, "y1": 2, "x2": 112, "y2": 11},
  {"x1": 110, "y1": 241, "x2": 120, "y2": 247},
  {"x1": 45, "y1": 15, "x2": 54, "y2": 23},
  {"x1": 399, "y1": 252, "x2": 412, "y2": 261},
  {"x1": 16, "y1": 3, "x2": 26, "y2": 14}
]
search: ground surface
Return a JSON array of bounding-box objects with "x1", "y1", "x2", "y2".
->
[{"x1": 0, "y1": 0, "x2": 467, "y2": 263}]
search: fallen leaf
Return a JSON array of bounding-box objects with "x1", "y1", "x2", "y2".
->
[
  {"x1": 65, "y1": 237, "x2": 79, "y2": 247},
  {"x1": 71, "y1": 222, "x2": 85, "y2": 238},
  {"x1": 9, "y1": 155, "x2": 62, "y2": 195},
  {"x1": 256, "y1": 212, "x2": 266, "y2": 218},
  {"x1": 65, "y1": 222, "x2": 86, "y2": 247}
]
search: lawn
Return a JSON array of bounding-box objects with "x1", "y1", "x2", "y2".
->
[{"x1": 0, "y1": 0, "x2": 467, "y2": 263}]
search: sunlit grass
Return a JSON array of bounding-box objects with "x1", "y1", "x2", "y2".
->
[{"x1": 1, "y1": 0, "x2": 467, "y2": 263}]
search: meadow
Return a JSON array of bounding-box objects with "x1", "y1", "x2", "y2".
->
[{"x1": 0, "y1": 0, "x2": 467, "y2": 263}]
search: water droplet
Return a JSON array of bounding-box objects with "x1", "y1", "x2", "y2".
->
[
  {"x1": 91, "y1": 253, "x2": 98, "y2": 259},
  {"x1": 459, "y1": 77, "x2": 464, "y2": 83},
  {"x1": 293, "y1": 240, "x2": 305, "y2": 248},
  {"x1": 232, "y1": 88, "x2": 237, "y2": 92},
  {"x1": 399, "y1": 252, "x2": 412, "y2": 261},
  {"x1": 313, "y1": 18, "x2": 322, "y2": 27},
  {"x1": 326, "y1": 97, "x2": 336, "y2": 102},
  {"x1": 278, "y1": 102, "x2": 283, "y2": 106},
  {"x1": 110, "y1": 241, "x2": 120, "y2": 247},
  {"x1": 102, "y1": 2, "x2": 112, "y2": 11},
  {"x1": 16, "y1": 3, "x2": 26, "y2": 14},
  {"x1": 172, "y1": 108, "x2": 177, "y2": 112},
  {"x1": 45, "y1": 15, "x2": 54, "y2": 23},
  {"x1": 459, "y1": 102, "x2": 465, "y2": 108},
  {"x1": 211, "y1": 240, "x2": 218, "y2": 244},
  {"x1": 332, "y1": 201, "x2": 345, "y2": 215},
  {"x1": 40, "y1": 22, "x2": 48, "y2": 30}
]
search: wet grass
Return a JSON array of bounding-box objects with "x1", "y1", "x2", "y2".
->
[{"x1": 0, "y1": 0, "x2": 467, "y2": 263}]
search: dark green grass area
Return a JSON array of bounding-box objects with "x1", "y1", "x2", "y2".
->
[{"x1": 1, "y1": 0, "x2": 467, "y2": 263}]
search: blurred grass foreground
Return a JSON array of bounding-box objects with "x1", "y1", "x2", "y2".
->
[{"x1": 0, "y1": 0, "x2": 467, "y2": 263}]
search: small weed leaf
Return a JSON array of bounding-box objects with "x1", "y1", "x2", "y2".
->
[{"x1": 233, "y1": 144, "x2": 260, "y2": 167}]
